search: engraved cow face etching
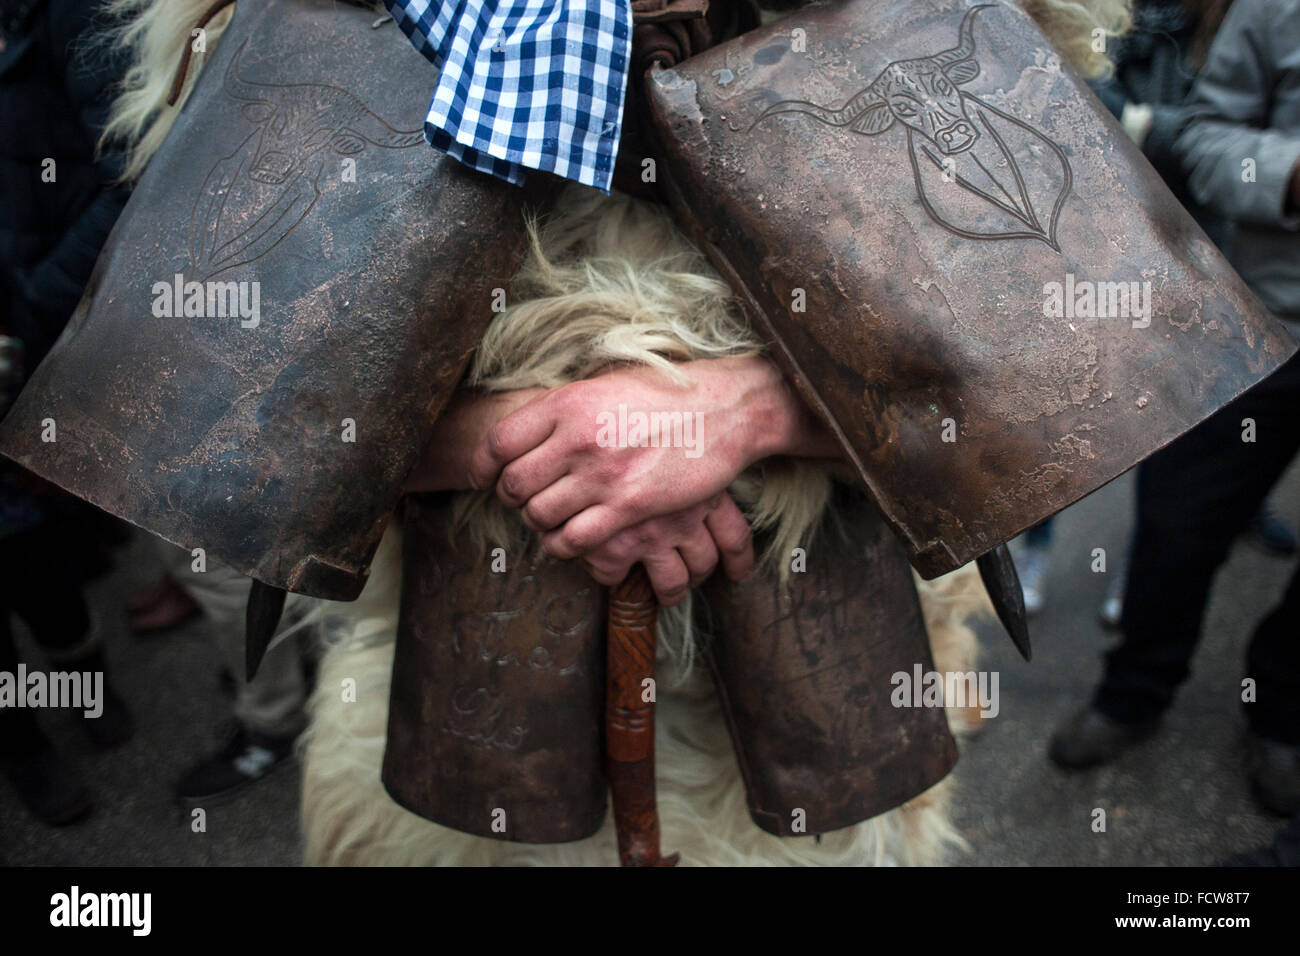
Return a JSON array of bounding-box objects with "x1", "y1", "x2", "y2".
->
[
  {"x1": 869, "y1": 58, "x2": 978, "y2": 154},
  {"x1": 188, "y1": 41, "x2": 424, "y2": 279},
  {"x1": 222, "y1": 41, "x2": 423, "y2": 185},
  {"x1": 750, "y1": 4, "x2": 991, "y2": 155},
  {"x1": 747, "y1": 4, "x2": 1072, "y2": 249}
]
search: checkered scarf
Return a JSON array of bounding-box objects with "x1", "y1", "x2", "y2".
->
[{"x1": 384, "y1": 0, "x2": 632, "y2": 192}]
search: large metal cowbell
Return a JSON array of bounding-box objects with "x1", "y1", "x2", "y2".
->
[
  {"x1": 0, "y1": 0, "x2": 545, "y2": 601},
  {"x1": 643, "y1": 0, "x2": 1296, "y2": 579}
]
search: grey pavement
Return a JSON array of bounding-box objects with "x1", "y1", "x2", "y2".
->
[
  {"x1": 0, "y1": 535, "x2": 301, "y2": 866},
  {"x1": 953, "y1": 459, "x2": 1299, "y2": 865},
  {"x1": 1, "y1": 460, "x2": 1296, "y2": 866}
]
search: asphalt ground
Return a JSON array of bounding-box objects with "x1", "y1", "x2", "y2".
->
[
  {"x1": 953, "y1": 460, "x2": 1299, "y2": 865},
  {"x1": 2, "y1": 459, "x2": 1296, "y2": 866}
]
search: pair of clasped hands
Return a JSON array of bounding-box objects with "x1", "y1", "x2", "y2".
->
[{"x1": 405, "y1": 356, "x2": 841, "y2": 604}]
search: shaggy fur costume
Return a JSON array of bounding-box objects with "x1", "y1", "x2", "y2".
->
[{"x1": 100, "y1": 0, "x2": 1131, "y2": 866}]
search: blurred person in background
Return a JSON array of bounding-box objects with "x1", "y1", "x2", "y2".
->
[
  {"x1": 0, "y1": 0, "x2": 133, "y2": 825},
  {"x1": 160, "y1": 544, "x2": 319, "y2": 806},
  {"x1": 1051, "y1": 0, "x2": 1300, "y2": 822},
  {"x1": 1014, "y1": 0, "x2": 1296, "y2": 621},
  {"x1": 127, "y1": 572, "x2": 199, "y2": 635}
]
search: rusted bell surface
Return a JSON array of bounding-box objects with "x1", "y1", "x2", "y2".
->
[
  {"x1": 701, "y1": 485, "x2": 957, "y2": 836},
  {"x1": 646, "y1": 0, "x2": 1297, "y2": 578},
  {"x1": 0, "y1": 0, "x2": 542, "y2": 599},
  {"x1": 382, "y1": 496, "x2": 608, "y2": 843},
  {"x1": 615, "y1": 0, "x2": 761, "y2": 196}
]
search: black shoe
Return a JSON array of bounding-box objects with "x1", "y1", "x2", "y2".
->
[
  {"x1": 1, "y1": 744, "x2": 93, "y2": 826},
  {"x1": 1049, "y1": 707, "x2": 1159, "y2": 770},
  {"x1": 1222, "y1": 814, "x2": 1300, "y2": 866},
  {"x1": 61, "y1": 648, "x2": 134, "y2": 749},
  {"x1": 82, "y1": 683, "x2": 135, "y2": 749},
  {"x1": 1248, "y1": 735, "x2": 1300, "y2": 817},
  {"x1": 1245, "y1": 506, "x2": 1298, "y2": 557},
  {"x1": 174, "y1": 724, "x2": 296, "y2": 805}
]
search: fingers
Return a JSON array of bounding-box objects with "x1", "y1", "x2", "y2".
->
[
  {"x1": 675, "y1": 523, "x2": 721, "y2": 589},
  {"x1": 548, "y1": 493, "x2": 754, "y2": 591},
  {"x1": 571, "y1": 498, "x2": 739, "y2": 602},
  {"x1": 496, "y1": 443, "x2": 571, "y2": 510},
  {"x1": 640, "y1": 548, "x2": 691, "y2": 606},
  {"x1": 575, "y1": 527, "x2": 638, "y2": 587},
  {"x1": 467, "y1": 398, "x2": 556, "y2": 490},
  {"x1": 704, "y1": 494, "x2": 756, "y2": 582},
  {"x1": 539, "y1": 504, "x2": 624, "y2": 560},
  {"x1": 519, "y1": 476, "x2": 599, "y2": 532},
  {"x1": 581, "y1": 554, "x2": 633, "y2": 588}
]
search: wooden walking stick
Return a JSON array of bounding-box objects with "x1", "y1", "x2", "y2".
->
[{"x1": 606, "y1": 564, "x2": 679, "y2": 867}]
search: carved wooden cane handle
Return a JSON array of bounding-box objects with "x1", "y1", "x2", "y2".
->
[{"x1": 606, "y1": 564, "x2": 679, "y2": 867}]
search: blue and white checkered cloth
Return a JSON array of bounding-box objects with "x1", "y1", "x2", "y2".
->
[{"x1": 384, "y1": 0, "x2": 632, "y2": 192}]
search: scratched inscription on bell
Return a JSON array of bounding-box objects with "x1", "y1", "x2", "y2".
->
[
  {"x1": 439, "y1": 565, "x2": 596, "y2": 752},
  {"x1": 746, "y1": 5, "x2": 1071, "y2": 249},
  {"x1": 760, "y1": 554, "x2": 859, "y2": 670}
]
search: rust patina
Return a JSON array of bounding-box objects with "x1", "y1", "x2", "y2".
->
[
  {"x1": 383, "y1": 495, "x2": 609, "y2": 844},
  {"x1": 703, "y1": 485, "x2": 957, "y2": 836}
]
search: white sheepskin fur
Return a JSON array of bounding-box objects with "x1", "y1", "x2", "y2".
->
[
  {"x1": 300, "y1": 525, "x2": 991, "y2": 866},
  {"x1": 297, "y1": 186, "x2": 994, "y2": 867}
]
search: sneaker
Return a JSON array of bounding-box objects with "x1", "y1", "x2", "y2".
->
[
  {"x1": 1016, "y1": 545, "x2": 1050, "y2": 616},
  {"x1": 1245, "y1": 505, "x2": 1298, "y2": 557},
  {"x1": 1, "y1": 744, "x2": 93, "y2": 826},
  {"x1": 1049, "y1": 707, "x2": 1159, "y2": 770},
  {"x1": 1098, "y1": 566, "x2": 1126, "y2": 630},
  {"x1": 174, "y1": 724, "x2": 296, "y2": 805},
  {"x1": 1248, "y1": 735, "x2": 1300, "y2": 817}
]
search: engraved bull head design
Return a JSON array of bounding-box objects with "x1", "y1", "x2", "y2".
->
[
  {"x1": 221, "y1": 42, "x2": 425, "y2": 184},
  {"x1": 190, "y1": 41, "x2": 424, "y2": 278},
  {"x1": 754, "y1": 3, "x2": 989, "y2": 153},
  {"x1": 748, "y1": 4, "x2": 1071, "y2": 249}
]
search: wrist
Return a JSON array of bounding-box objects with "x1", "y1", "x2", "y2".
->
[
  {"x1": 723, "y1": 356, "x2": 838, "y2": 466},
  {"x1": 706, "y1": 356, "x2": 783, "y2": 468}
]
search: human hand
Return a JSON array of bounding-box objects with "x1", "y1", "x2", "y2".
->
[
  {"x1": 404, "y1": 386, "x2": 546, "y2": 494},
  {"x1": 578, "y1": 492, "x2": 755, "y2": 605},
  {"x1": 468, "y1": 356, "x2": 837, "y2": 559}
]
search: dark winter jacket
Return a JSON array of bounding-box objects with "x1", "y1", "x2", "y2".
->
[
  {"x1": 1089, "y1": 0, "x2": 1232, "y2": 247},
  {"x1": 0, "y1": 0, "x2": 130, "y2": 370},
  {"x1": 0, "y1": 0, "x2": 130, "y2": 534}
]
